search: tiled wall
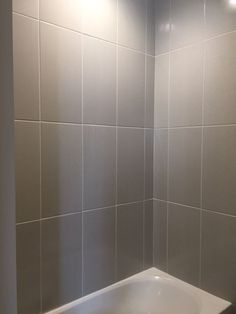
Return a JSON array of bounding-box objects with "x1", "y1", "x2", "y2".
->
[
  {"x1": 153, "y1": 0, "x2": 236, "y2": 307},
  {"x1": 13, "y1": 0, "x2": 155, "y2": 313}
]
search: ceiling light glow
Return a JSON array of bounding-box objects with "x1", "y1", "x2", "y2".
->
[{"x1": 229, "y1": 0, "x2": 236, "y2": 7}]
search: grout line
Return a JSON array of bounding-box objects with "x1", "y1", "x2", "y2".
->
[{"x1": 12, "y1": 11, "x2": 155, "y2": 58}]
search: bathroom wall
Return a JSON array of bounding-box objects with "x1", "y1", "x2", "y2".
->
[
  {"x1": 13, "y1": 0, "x2": 155, "y2": 313},
  {"x1": 153, "y1": 0, "x2": 236, "y2": 307},
  {"x1": 0, "y1": 1, "x2": 17, "y2": 313}
]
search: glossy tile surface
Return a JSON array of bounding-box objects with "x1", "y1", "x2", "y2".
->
[
  {"x1": 202, "y1": 211, "x2": 236, "y2": 304},
  {"x1": 15, "y1": 122, "x2": 40, "y2": 223},
  {"x1": 169, "y1": 44, "x2": 203, "y2": 127},
  {"x1": 203, "y1": 126, "x2": 236, "y2": 215},
  {"x1": 83, "y1": 37, "x2": 116, "y2": 125},
  {"x1": 16, "y1": 222, "x2": 40, "y2": 314},
  {"x1": 13, "y1": 14, "x2": 39, "y2": 120},
  {"x1": 83, "y1": 126, "x2": 116, "y2": 210},
  {"x1": 145, "y1": 129, "x2": 154, "y2": 200},
  {"x1": 117, "y1": 202, "x2": 143, "y2": 280},
  {"x1": 117, "y1": 128, "x2": 144, "y2": 204},
  {"x1": 118, "y1": 47, "x2": 145, "y2": 127},
  {"x1": 40, "y1": 23, "x2": 82, "y2": 123},
  {"x1": 118, "y1": 0, "x2": 146, "y2": 51},
  {"x1": 144, "y1": 200, "x2": 153, "y2": 268},
  {"x1": 83, "y1": 208, "x2": 116, "y2": 294},
  {"x1": 204, "y1": 32, "x2": 236, "y2": 125},
  {"x1": 13, "y1": 0, "x2": 39, "y2": 18},
  {"x1": 41, "y1": 123, "x2": 82, "y2": 217},
  {"x1": 168, "y1": 203, "x2": 200, "y2": 286},
  {"x1": 145, "y1": 56, "x2": 155, "y2": 128},
  {"x1": 168, "y1": 128, "x2": 201, "y2": 207},
  {"x1": 155, "y1": 0, "x2": 170, "y2": 55},
  {"x1": 42, "y1": 215, "x2": 82, "y2": 312}
]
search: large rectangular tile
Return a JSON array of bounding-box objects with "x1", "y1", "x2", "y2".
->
[
  {"x1": 145, "y1": 56, "x2": 155, "y2": 128},
  {"x1": 170, "y1": 0, "x2": 204, "y2": 49},
  {"x1": 168, "y1": 128, "x2": 201, "y2": 207},
  {"x1": 40, "y1": 0, "x2": 82, "y2": 32},
  {"x1": 13, "y1": 0, "x2": 39, "y2": 18},
  {"x1": 42, "y1": 214, "x2": 82, "y2": 312},
  {"x1": 40, "y1": 23, "x2": 82, "y2": 123},
  {"x1": 117, "y1": 202, "x2": 143, "y2": 280},
  {"x1": 16, "y1": 222, "x2": 40, "y2": 314},
  {"x1": 153, "y1": 129, "x2": 168, "y2": 201},
  {"x1": 154, "y1": 54, "x2": 169, "y2": 128},
  {"x1": 15, "y1": 122, "x2": 40, "y2": 223},
  {"x1": 168, "y1": 203, "x2": 200, "y2": 286},
  {"x1": 205, "y1": 0, "x2": 236, "y2": 38},
  {"x1": 118, "y1": 47, "x2": 145, "y2": 127},
  {"x1": 204, "y1": 33, "x2": 236, "y2": 125},
  {"x1": 202, "y1": 126, "x2": 236, "y2": 215},
  {"x1": 83, "y1": 126, "x2": 116, "y2": 210},
  {"x1": 155, "y1": 0, "x2": 171, "y2": 55},
  {"x1": 13, "y1": 14, "x2": 39, "y2": 120},
  {"x1": 169, "y1": 43, "x2": 203, "y2": 127},
  {"x1": 146, "y1": 0, "x2": 155, "y2": 55},
  {"x1": 202, "y1": 211, "x2": 236, "y2": 304},
  {"x1": 144, "y1": 200, "x2": 153, "y2": 268},
  {"x1": 145, "y1": 129, "x2": 154, "y2": 200},
  {"x1": 83, "y1": 207, "x2": 116, "y2": 295},
  {"x1": 117, "y1": 128, "x2": 144, "y2": 204},
  {"x1": 83, "y1": 37, "x2": 116, "y2": 126},
  {"x1": 118, "y1": 0, "x2": 146, "y2": 51},
  {"x1": 41, "y1": 123, "x2": 82, "y2": 217},
  {"x1": 153, "y1": 200, "x2": 167, "y2": 271},
  {"x1": 81, "y1": 0, "x2": 117, "y2": 42}
]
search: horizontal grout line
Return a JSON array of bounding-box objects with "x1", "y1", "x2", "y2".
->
[
  {"x1": 155, "y1": 28, "x2": 236, "y2": 57},
  {"x1": 12, "y1": 11, "x2": 155, "y2": 58},
  {"x1": 14, "y1": 119, "x2": 154, "y2": 130},
  {"x1": 154, "y1": 124, "x2": 236, "y2": 130},
  {"x1": 16, "y1": 199, "x2": 153, "y2": 225},
  {"x1": 153, "y1": 198, "x2": 236, "y2": 219}
]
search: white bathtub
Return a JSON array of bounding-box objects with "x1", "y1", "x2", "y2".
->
[{"x1": 46, "y1": 268, "x2": 231, "y2": 314}]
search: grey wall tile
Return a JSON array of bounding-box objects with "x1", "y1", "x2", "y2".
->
[
  {"x1": 203, "y1": 126, "x2": 236, "y2": 216},
  {"x1": 146, "y1": 0, "x2": 155, "y2": 55},
  {"x1": 170, "y1": 0, "x2": 204, "y2": 50},
  {"x1": 169, "y1": 44, "x2": 203, "y2": 127},
  {"x1": 154, "y1": 54, "x2": 169, "y2": 128},
  {"x1": 202, "y1": 211, "x2": 236, "y2": 304},
  {"x1": 82, "y1": 0, "x2": 117, "y2": 42},
  {"x1": 117, "y1": 202, "x2": 143, "y2": 280},
  {"x1": 83, "y1": 37, "x2": 116, "y2": 126},
  {"x1": 15, "y1": 122, "x2": 40, "y2": 223},
  {"x1": 117, "y1": 128, "x2": 144, "y2": 204},
  {"x1": 16, "y1": 222, "x2": 40, "y2": 314},
  {"x1": 168, "y1": 203, "x2": 200, "y2": 286},
  {"x1": 40, "y1": 0, "x2": 82, "y2": 31},
  {"x1": 83, "y1": 207, "x2": 116, "y2": 295},
  {"x1": 13, "y1": 0, "x2": 39, "y2": 18},
  {"x1": 118, "y1": 0, "x2": 146, "y2": 51},
  {"x1": 42, "y1": 214, "x2": 82, "y2": 312},
  {"x1": 205, "y1": 0, "x2": 236, "y2": 38},
  {"x1": 145, "y1": 56, "x2": 155, "y2": 128},
  {"x1": 204, "y1": 33, "x2": 236, "y2": 125},
  {"x1": 145, "y1": 129, "x2": 154, "y2": 200},
  {"x1": 118, "y1": 47, "x2": 145, "y2": 127},
  {"x1": 153, "y1": 129, "x2": 168, "y2": 201},
  {"x1": 169, "y1": 128, "x2": 201, "y2": 207},
  {"x1": 13, "y1": 14, "x2": 39, "y2": 120},
  {"x1": 144, "y1": 200, "x2": 153, "y2": 268},
  {"x1": 153, "y1": 200, "x2": 167, "y2": 271},
  {"x1": 41, "y1": 123, "x2": 82, "y2": 217},
  {"x1": 155, "y1": 0, "x2": 170, "y2": 55},
  {"x1": 40, "y1": 23, "x2": 82, "y2": 123},
  {"x1": 83, "y1": 126, "x2": 116, "y2": 210}
]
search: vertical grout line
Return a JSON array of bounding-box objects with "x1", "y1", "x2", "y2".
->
[
  {"x1": 38, "y1": 10, "x2": 43, "y2": 313},
  {"x1": 166, "y1": 0, "x2": 172, "y2": 273},
  {"x1": 115, "y1": 0, "x2": 119, "y2": 283},
  {"x1": 199, "y1": 0, "x2": 207, "y2": 288},
  {"x1": 81, "y1": 33, "x2": 84, "y2": 297}
]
